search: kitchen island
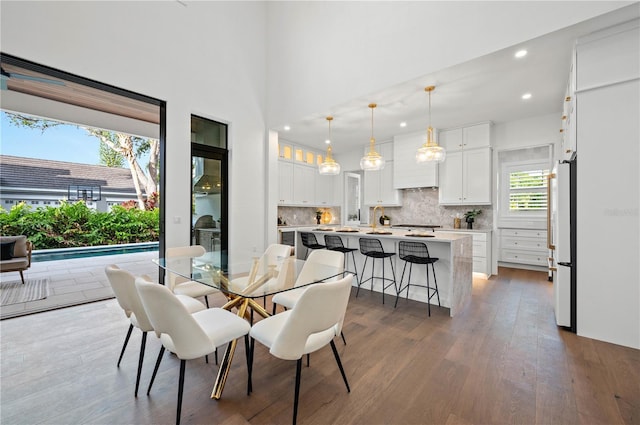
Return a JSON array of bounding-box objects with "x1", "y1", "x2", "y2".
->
[{"x1": 295, "y1": 227, "x2": 473, "y2": 317}]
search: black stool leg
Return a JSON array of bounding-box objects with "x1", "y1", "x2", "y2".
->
[{"x1": 350, "y1": 251, "x2": 359, "y2": 285}]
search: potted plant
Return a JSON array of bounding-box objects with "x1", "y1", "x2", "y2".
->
[
  {"x1": 379, "y1": 214, "x2": 391, "y2": 226},
  {"x1": 315, "y1": 210, "x2": 323, "y2": 225},
  {"x1": 463, "y1": 209, "x2": 482, "y2": 229}
]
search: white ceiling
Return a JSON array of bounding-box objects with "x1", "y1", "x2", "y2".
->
[{"x1": 277, "y1": 5, "x2": 639, "y2": 155}]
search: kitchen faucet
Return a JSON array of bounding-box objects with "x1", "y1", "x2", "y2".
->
[{"x1": 372, "y1": 205, "x2": 385, "y2": 230}]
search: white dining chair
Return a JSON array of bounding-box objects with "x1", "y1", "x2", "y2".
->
[
  {"x1": 249, "y1": 274, "x2": 353, "y2": 425},
  {"x1": 166, "y1": 245, "x2": 219, "y2": 308},
  {"x1": 105, "y1": 264, "x2": 206, "y2": 397},
  {"x1": 229, "y1": 243, "x2": 292, "y2": 294},
  {"x1": 270, "y1": 249, "x2": 344, "y2": 314},
  {"x1": 135, "y1": 275, "x2": 251, "y2": 425}
]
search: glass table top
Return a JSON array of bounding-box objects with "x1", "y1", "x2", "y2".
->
[{"x1": 154, "y1": 252, "x2": 344, "y2": 299}]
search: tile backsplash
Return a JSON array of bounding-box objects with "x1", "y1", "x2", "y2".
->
[
  {"x1": 368, "y1": 188, "x2": 493, "y2": 229},
  {"x1": 278, "y1": 206, "x2": 341, "y2": 226}
]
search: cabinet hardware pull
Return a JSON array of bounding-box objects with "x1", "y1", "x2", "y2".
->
[
  {"x1": 566, "y1": 149, "x2": 572, "y2": 153},
  {"x1": 565, "y1": 96, "x2": 571, "y2": 101}
]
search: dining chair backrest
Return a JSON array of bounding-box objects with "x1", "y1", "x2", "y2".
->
[
  {"x1": 105, "y1": 264, "x2": 154, "y2": 332},
  {"x1": 135, "y1": 275, "x2": 214, "y2": 360},
  {"x1": 258, "y1": 243, "x2": 292, "y2": 272},
  {"x1": 294, "y1": 249, "x2": 344, "y2": 288},
  {"x1": 165, "y1": 245, "x2": 207, "y2": 291},
  {"x1": 270, "y1": 274, "x2": 353, "y2": 360}
]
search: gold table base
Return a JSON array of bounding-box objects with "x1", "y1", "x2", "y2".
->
[{"x1": 211, "y1": 296, "x2": 270, "y2": 400}]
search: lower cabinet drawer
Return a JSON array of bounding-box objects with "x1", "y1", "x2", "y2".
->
[
  {"x1": 501, "y1": 249, "x2": 547, "y2": 266},
  {"x1": 473, "y1": 257, "x2": 487, "y2": 274},
  {"x1": 472, "y1": 241, "x2": 487, "y2": 257},
  {"x1": 501, "y1": 236, "x2": 546, "y2": 251}
]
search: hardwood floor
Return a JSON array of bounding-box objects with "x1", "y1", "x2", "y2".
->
[{"x1": 1, "y1": 267, "x2": 638, "y2": 424}]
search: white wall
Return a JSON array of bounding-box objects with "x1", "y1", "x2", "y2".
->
[
  {"x1": 266, "y1": 1, "x2": 630, "y2": 128},
  {"x1": 1, "y1": 1, "x2": 268, "y2": 270}
]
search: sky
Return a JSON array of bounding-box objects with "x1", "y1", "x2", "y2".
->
[{"x1": 0, "y1": 111, "x2": 150, "y2": 167}]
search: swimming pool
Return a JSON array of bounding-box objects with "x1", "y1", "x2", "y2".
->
[{"x1": 32, "y1": 242, "x2": 159, "y2": 262}]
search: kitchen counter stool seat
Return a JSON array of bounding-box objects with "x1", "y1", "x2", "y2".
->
[
  {"x1": 358, "y1": 238, "x2": 398, "y2": 305},
  {"x1": 396, "y1": 240, "x2": 441, "y2": 316}
]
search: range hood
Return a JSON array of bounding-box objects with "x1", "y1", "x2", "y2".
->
[{"x1": 193, "y1": 175, "x2": 220, "y2": 194}]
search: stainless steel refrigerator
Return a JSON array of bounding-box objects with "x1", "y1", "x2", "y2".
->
[{"x1": 549, "y1": 155, "x2": 576, "y2": 332}]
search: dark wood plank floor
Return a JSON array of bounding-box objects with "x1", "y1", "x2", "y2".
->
[{"x1": 1, "y1": 267, "x2": 638, "y2": 424}]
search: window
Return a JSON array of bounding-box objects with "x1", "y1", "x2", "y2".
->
[{"x1": 509, "y1": 169, "x2": 549, "y2": 211}]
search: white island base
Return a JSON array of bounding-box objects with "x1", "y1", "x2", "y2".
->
[{"x1": 297, "y1": 229, "x2": 473, "y2": 317}]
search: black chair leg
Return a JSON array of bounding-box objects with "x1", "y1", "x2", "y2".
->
[
  {"x1": 135, "y1": 332, "x2": 147, "y2": 397},
  {"x1": 340, "y1": 331, "x2": 347, "y2": 345},
  {"x1": 176, "y1": 359, "x2": 186, "y2": 425},
  {"x1": 215, "y1": 348, "x2": 218, "y2": 365},
  {"x1": 306, "y1": 353, "x2": 310, "y2": 367},
  {"x1": 117, "y1": 324, "x2": 134, "y2": 367},
  {"x1": 293, "y1": 358, "x2": 303, "y2": 425},
  {"x1": 205, "y1": 354, "x2": 209, "y2": 364},
  {"x1": 204, "y1": 295, "x2": 210, "y2": 308},
  {"x1": 243, "y1": 335, "x2": 252, "y2": 395},
  {"x1": 330, "y1": 340, "x2": 350, "y2": 393},
  {"x1": 272, "y1": 303, "x2": 277, "y2": 315},
  {"x1": 147, "y1": 346, "x2": 165, "y2": 395},
  {"x1": 248, "y1": 337, "x2": 255, "y2": 395}
]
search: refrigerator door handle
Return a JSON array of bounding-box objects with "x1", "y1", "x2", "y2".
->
[{"x1": 547, "y1": 172, "x2": 556, "y2": 250}]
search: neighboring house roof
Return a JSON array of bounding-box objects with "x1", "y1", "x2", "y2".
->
[{"x1": 0, "y1": 155, "x2": 138, "y2": 194}]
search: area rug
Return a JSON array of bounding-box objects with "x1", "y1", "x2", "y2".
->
[{"x1": 0, "y1": 279, "x2": 50, "y2": 306}]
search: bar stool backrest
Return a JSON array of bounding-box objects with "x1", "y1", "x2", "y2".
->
[
  {"x1": 399, "y1": 240, "x2": 431, "y2": 262},
  {"x1": 301, "y1": 232, "x2": 319, "y2": 248},
  {"x1": 325, "y1": 235, "x2": 345, "y2": 250},
  {"x1": 359, "y1": 238, "x2": 385, "y2": 255}
]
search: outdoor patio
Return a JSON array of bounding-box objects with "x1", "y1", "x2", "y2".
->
[{"x1": 0, "y1": 251, "x2": 159, "y2": 320}]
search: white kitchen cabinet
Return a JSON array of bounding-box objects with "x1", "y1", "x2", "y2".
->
[
  {"x1": 278, "y1": 161, "x2": 294, "y2": 204},
  {"x1": 293, "y1": 164, "x2": 316, "y2": 205},
  {"x1": 499, "y1": 228, "x2": 547, "y2": 267},
  {"x1": 435, "y1": 230, "x2": 492, "y2": 277},
  {"x1": 316, "y1": 173, "x2": 337, "y2": 206},
  {"x1": 438, "y1": 122, "x2": 492, "y2": 206},
  {"x1": 560, "y1": 50, "x2": 577, "y2": 162},
  {"x1": 364, "y1": 162, "x2": 402, "y2": 206},
  {"x1": 392, "y1": 131, "x2": 439, "y2": 189},
  {"x1": 439, "y1": 147, "x2": 491, "y2": 205}
]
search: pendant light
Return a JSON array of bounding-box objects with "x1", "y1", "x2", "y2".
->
[
  {"x1": 360, "y1": 103, "x2": 386, "y2": 171},
  {"x1": 318, "y1": 116, "x2": 341, "y2": 175},
  {"x1": 416, "y1": 86, "x2": 446, "y2": 163}
]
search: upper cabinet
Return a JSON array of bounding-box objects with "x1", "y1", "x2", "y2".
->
[
  {"x1": 277, "y1": 142, "x2": 339, "y2": 206},
  {"x1": 560, "y1": 50, "x2": 577, "y2": 162},
  {"x1": 363, "y1": 142, "x2": 402, "y2": 206},
  {"x1": 392, "y1": 131, "x2": 439, "y2": 189},
  {"x1": 438, "y1": 122, "x2": 492, "y2": 206}
]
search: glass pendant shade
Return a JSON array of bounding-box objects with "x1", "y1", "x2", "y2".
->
[
  {"x1": 416, "y1": 126, "x2": 446, "y2": 163},
  {"x1": 360, "y1": 103, "x2": 385, "y2": 171},
  {"x1": 416, "y1": 86, "x2": 445, "y2": 163},
  {"x1": 319, "y1": 116, "x2": 341, "y2": 175}
]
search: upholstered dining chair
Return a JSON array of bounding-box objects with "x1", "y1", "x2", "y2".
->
[
  {"x1": 166, "y1": 245, "x2": 218, "y2": 308},
  {"x1": 229, "y1": 243, "x2": 292, "y2": 300},
  {"x1": 249, "y1": 274, "x2": 353, "y2": 425},
  {"x1": 135, "y1": 275, "x2": 251, "y2": 425},
  {"x1": 105, "y1": 264, "x2": 206, "y2": 397}
]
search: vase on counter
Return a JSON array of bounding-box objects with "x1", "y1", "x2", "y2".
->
[
  {"x1": 466, "y1": 217, "x2": 474, "y2": 229},
  {"x1": 454, "y1": 218, "x2": 461, "y2": 229}
]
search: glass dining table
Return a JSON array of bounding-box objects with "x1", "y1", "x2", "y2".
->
[{"x1": 153, "y1": 251, "x2": 345, "y2": 399}]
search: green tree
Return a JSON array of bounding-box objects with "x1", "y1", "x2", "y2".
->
[
  {"x1": 5, "y1": 112, "x2": 159, "y2": 210},
  {"x1": 99, "y1": 141, "x2": 125, "y2": 167}
]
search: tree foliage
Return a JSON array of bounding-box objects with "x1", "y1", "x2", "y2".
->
[
  {"x1": 0, "y1": 201, "x2": 159, "y2": 249},
  {"x1": 99, "y1": 141, "x2": 125, "y2": 167},
  {"x1": 4, "y1": 112, "x2": 159, "y2": 210}
]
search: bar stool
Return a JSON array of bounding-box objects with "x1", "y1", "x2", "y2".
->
[
  {"x1": 300, "y1": 232, "x2": 325, "y2": 260},
  {"x1": 358, "y1": 238, "x2": 398, "y2": 305},
  {"x1": 396, "y1": 240, "x2": 441, "y2": 316},
  {"x1": 324, "y1": 234, "x2": 359, "y2": 286}
]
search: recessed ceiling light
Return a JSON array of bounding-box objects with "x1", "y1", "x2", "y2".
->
[
  {"x1": 325, "y1": 139, "x2": 331, "y2": 144},
  {"x1": 522, "y1": 93, "x2": 532, "y2": 100},
  {"x1": 283, "y1": 125, "x2": 291, "y2": 131},
  {"x1": 515, "y1": 49, "x2": 528, "y2": 58},
  {"x1": 400, "y1": 122, "x2": 407, "y2": 127}
]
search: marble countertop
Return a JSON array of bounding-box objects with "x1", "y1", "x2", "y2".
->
[{"x1": 300, "y1": 226, "x2": 472, "y2": 242}]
